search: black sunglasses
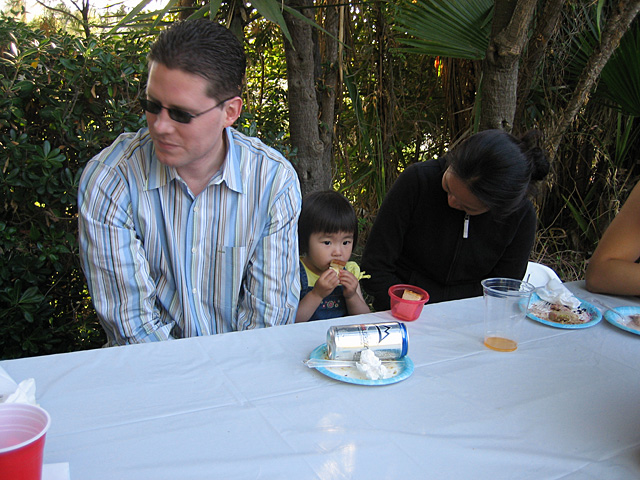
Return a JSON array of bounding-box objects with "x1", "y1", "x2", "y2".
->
[{"x1": 138, "y1": 96, "x2": 235, "y2": 124}]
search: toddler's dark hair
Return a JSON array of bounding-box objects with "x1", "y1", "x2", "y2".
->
[{"x1": 298, "y1": 191, "x2": 358, "y2": 255}]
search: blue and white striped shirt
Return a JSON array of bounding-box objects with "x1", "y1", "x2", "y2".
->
[{"x1": 79, "y1": 127, "x2": 301, "y2": 346}]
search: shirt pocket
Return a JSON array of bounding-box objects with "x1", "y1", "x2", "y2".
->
[{"x1": 212, "y1": 245, "x2": 248, "y2": 321}]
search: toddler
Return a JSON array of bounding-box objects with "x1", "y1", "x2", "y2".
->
[{"x1": 295, "y1": 191, "x2": 371, "y2": 322}]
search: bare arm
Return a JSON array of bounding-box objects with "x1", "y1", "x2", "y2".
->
[
  {"x1": 585, "y1": 181, "x2": 640, "y2": 295},
  {"x1": 295, "y1": 269, "x2": 340, "y2": 323}
]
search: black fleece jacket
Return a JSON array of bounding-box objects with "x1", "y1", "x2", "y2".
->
[{"x1": 361, "y1": 157, "x2": 536, "y2": 310}]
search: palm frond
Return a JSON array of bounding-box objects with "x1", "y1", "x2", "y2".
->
[
  {"x1": 599, "y1": 20, "x2": 640, "y2": 117},
  {"x1": 392, "y1": 0, "x2": 493, "y2": 60}
]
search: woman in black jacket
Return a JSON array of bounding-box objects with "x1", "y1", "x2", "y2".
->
[{"x1": 361, "y1": 129, "x2": 550, "y2": 309}]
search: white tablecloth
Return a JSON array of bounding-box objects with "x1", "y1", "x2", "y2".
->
[{"x1": 2, "y1": 281, "x2": 639, "y2": 479}]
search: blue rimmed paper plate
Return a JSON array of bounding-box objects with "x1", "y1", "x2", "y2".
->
[
  {"x1": 522, "y1": 293, "x2": 602, "y2": 329},
  {"x1": 604, "y1": 306, "x2": 640, "y2": 336},
  {"x1": 308, "y1": 344, "x2": 414, "y2": 386}
]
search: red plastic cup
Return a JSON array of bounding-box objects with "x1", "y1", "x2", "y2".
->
[
  {"x1": 0, "y1": 403, "x2": 51, "y2": 480},
  {"x1": 388, "y1": 284, "x2": 430, "y2": 321}
]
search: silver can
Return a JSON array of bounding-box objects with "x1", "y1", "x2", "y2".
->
[{"x1": 326, "y1": 322, "x2": 409, "y2": 360}]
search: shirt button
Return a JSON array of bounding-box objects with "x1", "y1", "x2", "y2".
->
[
  {"x1": 192, "y1": 248, "x2": 196, "y2": 253},
  {"x1": 192, "y1": 288, "x2": 197, "y2": 294},
  {"x1": 193, "y1": 206, "x2": 199, "y2": 213}
]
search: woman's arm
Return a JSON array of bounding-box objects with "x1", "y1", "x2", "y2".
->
[
  {"x1": 361, "y1": 167, "x2": 421, "y2": 310},
  {"x1": 586, "y1": 181, "x2": 640, "y2": 295},
  {"x1": 489, "y1": 203, "x2": 536, "y2": 282}
]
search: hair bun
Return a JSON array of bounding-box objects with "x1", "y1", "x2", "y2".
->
[
  {"x1": 527, "y1": 146, "x2": 550, "y2": 182},
  {"x1": 518, "y1": 130, "x2": 550, "y2": 182},
  {"x1": 519, "y1": 130, "x2": 543, "y2": 150}
]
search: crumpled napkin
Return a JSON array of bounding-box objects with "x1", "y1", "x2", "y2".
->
[
  {"x1": 356, "y1": 348, "x2": 392, "y2": 380},
  {"x1": 0, "y1": 366, "x2": 37, "y2": 405},
  {"x1": 536, "y1": 278, "x2": 581, "y2": 309}
]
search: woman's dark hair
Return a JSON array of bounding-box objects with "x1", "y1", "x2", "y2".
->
[
  {"x1": 298, "y1": 191, "x2": 358, "y2": 255},
  {"x1": 148, "y1": 19, "x2": 246, "y2": 102},
  {"x1": 446, "y1": 129, "x2": 550, "y2": 218}
]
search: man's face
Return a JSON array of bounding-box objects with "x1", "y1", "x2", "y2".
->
[{"x1": 145, "y1": 61, "x2": 241, "y2": 176}]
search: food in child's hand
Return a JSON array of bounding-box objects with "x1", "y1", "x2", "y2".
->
[
  {"x1": 401, "y1": 289, "x2": 423, "y2": 301},
  {"x1": 329, "y1": 259, "x2": 346, "y2": 275}
]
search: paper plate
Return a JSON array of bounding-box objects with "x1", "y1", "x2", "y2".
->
[
  {"x1": 522, "y1": 293, "x2": 602, "y2": 329},
  {"x1": 308, "y1": 344, "x2": 413, "y2": 386},
  {"x1": 603, "y1": 306, "x2": 640, "y2": 336}
]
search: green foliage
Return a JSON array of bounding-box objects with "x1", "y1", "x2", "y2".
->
[
  {"x1": 599, "y1": 20, "x2": 640, "y2": 117},
  {"x1": 532, "y1": 10, "x2": 640, "y2": 282},
  {"x1": 392, "y1": 0, "x2": 493, "y2": 60},
  {"x1": 237, "y1": 19, "x2": 292, "y2": 157},
  {"x1": 0, "y1": 17, "x2": 150, "y2": 358},
  {"x1": 334, "y1": 1, "x2": 449, "y2": 237}
]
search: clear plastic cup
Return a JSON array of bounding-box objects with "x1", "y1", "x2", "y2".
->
[
  {"x1": 481, "y1": 278, "x2": 535, "y2": 352},
  {"x1": 0, "y1": 403, "x2": 51, "y2": 480},
  {"x1": 388, "y1": 284, "x2": 430, "y2": 321}
]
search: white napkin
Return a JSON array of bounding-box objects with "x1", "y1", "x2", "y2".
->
[
  {"x1": 536, "y1": 278, "x2": 581, "y2": 309},
  {"x1": 0, "y1": 366, "x2": 37, "y2": 405},
  {"x1": 356, "y1": 349, "x2": 392, "y2": 380}
]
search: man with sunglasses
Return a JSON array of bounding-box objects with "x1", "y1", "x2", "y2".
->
[{"x1": 78, "y1": 19, "x2": 301, "y2": 345}]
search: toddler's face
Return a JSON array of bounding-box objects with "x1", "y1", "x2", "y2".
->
[{"x1": 305, "y1": 231, "x2": 354, "y2": 276}]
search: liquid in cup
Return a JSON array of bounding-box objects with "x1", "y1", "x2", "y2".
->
[{"x1": 481, "y1": 278, "x2": 535, "y2": 352}]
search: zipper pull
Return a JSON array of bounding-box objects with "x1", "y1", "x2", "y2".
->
[{"x1": 463, "y1": 214, "x2": 469, "y2": 239}]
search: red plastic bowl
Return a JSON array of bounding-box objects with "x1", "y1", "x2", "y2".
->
[{"x1": 388, "y1": 284, "x2": 430, "y2": 321}]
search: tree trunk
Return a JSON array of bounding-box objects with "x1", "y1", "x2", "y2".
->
[
  {"x1": 479, "y1": 0, "x2": 538, "y2": 132},
  {"x1": 318, "y1": 0, "x2": 339, "y2": 185},
  {"x1": 283, "y1": 0, "x2": 337, "y2": 196},
  {"x1": 177, "y1": 0, "x2": 195, "y2": 20},
  {"x1": 514, "y1": 0, "x2": 566, "y2": 132}
]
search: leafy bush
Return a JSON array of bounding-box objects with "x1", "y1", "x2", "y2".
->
[{"x1": 0, "y1": 17, "x2": 151, "y2": 358}]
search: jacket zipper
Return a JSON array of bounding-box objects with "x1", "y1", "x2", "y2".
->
[{"x1": 446, "y1": 213, "x2": 469, "y2": 287}]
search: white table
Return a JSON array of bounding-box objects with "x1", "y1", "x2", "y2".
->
[{"x1": 2, "y1": 281, "x2": 639, "y2": 479}]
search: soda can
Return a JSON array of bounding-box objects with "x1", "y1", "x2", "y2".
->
[{"x1": 326, "y1": 322, "x2": 409, "y2": 360}]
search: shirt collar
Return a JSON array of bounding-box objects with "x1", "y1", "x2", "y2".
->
[{"x1": 145, "y1": 127, "x2": 243, "y2": 194}]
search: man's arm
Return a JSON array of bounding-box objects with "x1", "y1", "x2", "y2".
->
[
  {"x1": 586, "y1": 181, "x2": 640, "y2": 295},
  {"x1": 236, "y1": 177, "x2": 301, "y2": 329},
  {"x1": 78, "y1": 159, "x2": 174, "y2": 345}
]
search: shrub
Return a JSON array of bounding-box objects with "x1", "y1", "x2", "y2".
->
[{"x1": 0, "y1": 17, "x2": 151, "y2": 358}]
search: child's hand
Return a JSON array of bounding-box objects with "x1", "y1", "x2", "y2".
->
[
  {"x1": 339, "y1": 269, "x2": 360, "y2": 299},
  {"x1": 313, "y1": 268, "x2": 340, "y2": 298}
]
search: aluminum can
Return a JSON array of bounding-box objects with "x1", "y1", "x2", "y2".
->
[{"x1": 326, "y1": 322, "x2": 409, "y2": 360}]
